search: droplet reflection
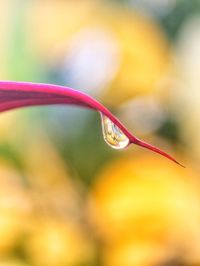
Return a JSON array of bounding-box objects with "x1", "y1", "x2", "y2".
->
[{"x1": 100, "y1": 113, "x2": 130, "y2": 149}]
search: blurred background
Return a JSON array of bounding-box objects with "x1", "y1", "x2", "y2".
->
[{"x1": 0, "y1": 0, "x2": 200, "y2": 265}]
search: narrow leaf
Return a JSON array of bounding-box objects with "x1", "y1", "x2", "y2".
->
[{"x1": 0, "y1": 81, "x2": 184, "y2": 167}]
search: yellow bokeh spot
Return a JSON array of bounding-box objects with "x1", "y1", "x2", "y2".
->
[
  {"x1": 89, "y1": 155, "x2": 200, "y2": 264},
  {"x1": 26, "y1": 219, "x2": 93, "y2": 266}
]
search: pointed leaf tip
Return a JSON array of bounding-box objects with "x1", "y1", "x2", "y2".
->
[{"x1": 133, "y1": 138, "x2": 185, "y2": 167}]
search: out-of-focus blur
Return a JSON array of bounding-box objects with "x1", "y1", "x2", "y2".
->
[{"x1": 0, "y1": 0, "x2": 200, "y2": 265}]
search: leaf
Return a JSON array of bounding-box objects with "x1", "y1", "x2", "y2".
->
[{"x1": 0, "y1": 81, "x2": 184, "y2": 167}]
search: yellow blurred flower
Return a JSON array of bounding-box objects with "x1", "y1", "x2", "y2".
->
[
  {"x1": 102, "y1": 10, "x2": 171, "y2": 105},
  {"x1": 21, "y1": 133, "x2": 94, "y2": 265},
  {"x1": 27, "y1": 0, "x2": 171, "y2": 105},
  {"x1": 89, "y1": 154, "x2": 200, "y2": 265},
  {"x1": 103, "y1": 241, "x2": 171, "y2": 266},
  {"x1": 27, "y1": 0, "x2": 96, "y2": 58},
  {"x1": 0, "y1": 160, "x2": 31, "y2": 255},
  {"x1": 25, "y1": 219, "x2": 93, "y2": 266},
  {"x1": 0, "y1": 260, "x2": 28, "y2": 266}
]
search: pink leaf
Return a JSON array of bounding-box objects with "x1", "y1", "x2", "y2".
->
[{"x1": 0, "y1": 81, "x2": 184, "y2": 167}]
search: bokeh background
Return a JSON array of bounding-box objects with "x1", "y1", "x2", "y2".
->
[{"x1": 0, "y1": 0, "x2": 200, "y2": 265}]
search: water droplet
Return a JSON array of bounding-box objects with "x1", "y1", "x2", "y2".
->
[{"x1": 100, "y1": 113, "x2": 130, "y2": 149}]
